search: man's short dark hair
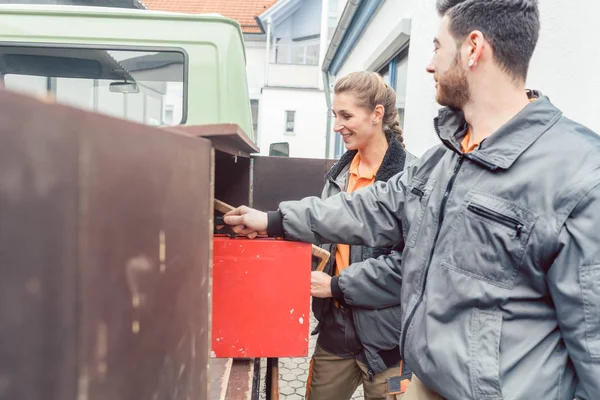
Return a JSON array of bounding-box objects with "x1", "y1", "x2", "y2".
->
[{"x1": 436, "y1": 0, "x2": 540, "y2": 81}]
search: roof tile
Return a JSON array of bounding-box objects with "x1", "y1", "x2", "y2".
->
[{"x1": 142, "y1": 0, "x2": 278, "y2": 33}]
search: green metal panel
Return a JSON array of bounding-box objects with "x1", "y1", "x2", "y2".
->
[{"x1": 0, "y1": 5, "x2": 255, "y2": 141}]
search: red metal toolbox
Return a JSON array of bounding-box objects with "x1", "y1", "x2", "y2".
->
[{"x1": 212, "y1": 237, "x2": 312, "y2": 358}]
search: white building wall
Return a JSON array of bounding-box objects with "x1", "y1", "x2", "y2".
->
[
  {"x1": 292, "y1": 0, "x2": 323, "y2": 38},
  {"x1": 527, "y1": 1, "x2": 600, "y2": 133},
  {"x1": 257, "y1": 88, "x2": 327, "y2": 158},
  {"x1": 274, "y1": 18, "x2": 293, "y2": 41},
  {"x1": 334, "y1": 0, "x2": 600, "y2": 157},
  {"x1": 244, "y1": 41, "x2": 267, "y2": 100}
]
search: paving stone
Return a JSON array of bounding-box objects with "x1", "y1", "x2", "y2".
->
[
  {"x1": 282, "y1": 373, "x2": 296, "y2": 382},
  {"x1": 278, "y1": 311, "x2": 362, "y2": 399},
  {"x1": 288, "y1": 379, "x2": 304, "y2": 389},
  {"x1": 280, "y1": 384, "x2": 294, "y2": 396}
]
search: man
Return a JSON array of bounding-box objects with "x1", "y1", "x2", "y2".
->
[{"x1": 225, "y1": 0, "x2": 600, "y2": 398}]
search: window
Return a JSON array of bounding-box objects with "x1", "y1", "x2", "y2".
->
[
  {"x1": 275, "y1": 38, "x2": 320, "y2": 66},
  {"x1": 378, "y1": 64, "x2": 391, "y2": 86},
  {"x1": 376, "y1": 46, "x2": 409, "y2": 130},
  {"x1": 285, "y1": 110, "x2": 295, "y2": 134},
  {"x1": 250, "y1": 99, "x2": 260, "y2": 135},
  {"x1": 1, "y1": 45, "x2": 186, "y2": 126},
  {"x1": 394, "y1": 52, "x2": 409, "y2": 129},
  {"x1": 328, "y1": 0, "x2": 345, "y2": 40},
  {"x1": 164, "y1": 105, "x2": 174, "y2": 125},
  {"x1": 269, "y1": 142, "x2": 289, "y2": 157}
]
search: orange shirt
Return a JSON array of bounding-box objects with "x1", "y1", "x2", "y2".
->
[
  {"x1": 335, "y1": 153, "x2": 380, "y2": 275},
  {"x1": 461, "y1": 129, "x2": 481, "y2": 153},
  {"x1": 461, "y1": 98, "x2": 537, "y2": 153}
]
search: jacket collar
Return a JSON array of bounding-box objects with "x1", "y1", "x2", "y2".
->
[
  {"x1": 326, "y1": 136, "x2": 407, "y2": 184},
  {"x1": 436, "y1": 96, "x2": 563, "y2": 170}
]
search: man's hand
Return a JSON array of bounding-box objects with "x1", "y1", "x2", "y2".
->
[
  {"x1": 223, "y1": 206, "x2": 268, "y2": 239},
  {"x1": 311, "y1": 271, "x2": 333, "y2": 298}
]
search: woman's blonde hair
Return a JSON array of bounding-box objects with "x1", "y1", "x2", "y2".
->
[{"x1": 334, "y1": 71, "x2": 405, "y2": 147}]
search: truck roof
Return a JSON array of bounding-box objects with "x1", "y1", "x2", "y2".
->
[{"x1": 0, "y1": 4, "x2": 241, "y2": 28}]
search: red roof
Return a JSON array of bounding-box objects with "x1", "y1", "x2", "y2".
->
[{"x1": 142, "y1": 0, "x2": 278, "y2": 33}]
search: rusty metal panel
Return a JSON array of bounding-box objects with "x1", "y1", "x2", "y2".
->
[
  {"x1": 0, "y1": 89, "x2": 213, "y2": 400},
  {"x1": 214, "y1": 151, "x2": 251, "y2": 208},
  {"x1": 251, "y1": 156, "x2": 337, "y2": 211},
  {"x1": 0, "y1": 91, "x2": 80, "y2": 400}
]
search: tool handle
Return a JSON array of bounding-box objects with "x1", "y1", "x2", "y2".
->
[
  {"x1": 312, "y1": 245, "x2": 331, "y2": 272},
  {"x1": 214, "y1": 199, "x2": 331, "y2": 269},
  {"x1": 214, "y1": 199, "x2": 235, "y2": 214}
]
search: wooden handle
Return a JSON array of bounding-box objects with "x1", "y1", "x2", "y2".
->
[
  {"x1": 214, "y1": 199, "x2": 235, "y2": 214},
  {"x1": 216, "y1": 198, "x2": 331, "y2": 270},
  {"x1": 312, "y1": 245, "x2": 330, "y2": 272}
]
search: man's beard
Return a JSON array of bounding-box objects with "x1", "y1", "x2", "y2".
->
[{"x1": 436, "y1": 54, "x2": 470, "y2": 109}]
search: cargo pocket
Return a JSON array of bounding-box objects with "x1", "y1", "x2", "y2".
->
[
  {"x1": 443, "y1": 191, "x2": 537, "y2": 289},
  {"x1": 405, "y1": 177, "x2": 436, "y2": 248},
  {"x1": 469, "y1": 309, "x2": 503, "y2": 400},
  {"x1": 580, "y1": 264, "x2": 600, "y2": 358}
]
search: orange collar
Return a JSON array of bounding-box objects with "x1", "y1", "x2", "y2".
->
[
  {"x1": 460, "y1": 129, "x2": 480, "y2": 153},
  {"x1": 349, "y1": 152, "x2": 379, "y2": 179}
]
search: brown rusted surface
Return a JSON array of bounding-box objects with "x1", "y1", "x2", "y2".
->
[
  {"x1": 0, "y1": 91, "x2": 79, "y2": 400},
  {"x1": 251, "y1": 156, "x2": 337, "y2": 211},
  {"x1": 224, "y1": 359, "x2": 255, "y2": 400},
  {"x1": 169, "y1": 124, "x2": 259, "y2": 157},
  {"x1": 214, "y1": 150, "x2": 251, "y2": 208},
  {"x1": 0, "y1": 89, "x2": 213, "y2": 400},
  {"x1": 267, "y1": 358, "x2": 280, "y2": 400}
]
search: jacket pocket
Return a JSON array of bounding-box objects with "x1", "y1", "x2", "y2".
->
[
  {"x1": 405, "y1": 177, "x2": 436, "y2": 248},
  {"x1": 580, "y1": 264, "x2": 600, "y2": 358},
  {"x1": 443, "y1": 191, "x2": 537, "y2": 289},
  {"x1": 469, "y1": 308, "x2": 503, "y2": 400}
]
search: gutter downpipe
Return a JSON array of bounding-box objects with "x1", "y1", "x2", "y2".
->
[
  {"x1": 264, "y1": 17, "x2": 272, "y2": 87},
  {"x1": 322, "y1": 0, "x2": 361, "y2": 159}
]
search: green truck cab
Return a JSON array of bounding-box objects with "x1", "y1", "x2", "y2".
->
[
  {"x1": 0, "y1": 6, "x2": 337, "y2": 399},
  {"x1": 0, "y1": 4, "x2": 254, "y2": 140}
]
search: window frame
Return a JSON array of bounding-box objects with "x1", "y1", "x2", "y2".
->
[
  {"x1": 0, "y1": 42, "x2": 189, "y2": 125},
  {"x1": 284, "y1": 110, "x2": 296, "y2": 135}
]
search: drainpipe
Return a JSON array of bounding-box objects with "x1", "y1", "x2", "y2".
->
[
  {"x1": 323, "y1": 71, "x2": 332, "y2": 158},
  {"x1": 321, "y1": 0, "x2": 361, "y2": 158},
  {"x1": 264, "y1": 17, "x2": 272, "y2": 87}
]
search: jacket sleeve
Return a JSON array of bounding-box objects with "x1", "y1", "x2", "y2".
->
[
  {"x1": 271, "y1": 169, "x2": 412, "y2": 248},
  {"x1": 547, "y1": 182, "x2": 600, "y2": 399},
  {"x1": 331, "y1": 250, "x2": 403, "y2": 309}
]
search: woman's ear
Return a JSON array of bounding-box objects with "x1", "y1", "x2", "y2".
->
[{"x1": 373, "y1": 104, "x2": 385, "y2": 124}]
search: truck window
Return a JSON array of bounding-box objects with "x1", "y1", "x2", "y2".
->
[{"x1": 0, "y1": 45, "x2": 185, "y2": 126}]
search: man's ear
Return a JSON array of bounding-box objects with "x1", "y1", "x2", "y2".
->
[{"x1": 467, "y1": 30, "x2": 485, "y2": 67}]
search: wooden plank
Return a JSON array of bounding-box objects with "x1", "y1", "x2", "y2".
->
[
  {"x1": 224, "y1": 360, "x2": 254, "y2": 400},
  {"x1": 0, "y1": 89, "x2": 213, "y2": 400},
  {"x1": 168, "y1": 124, "x2": 259, "y2": 157},
  {"x1": 251, "y1": 156, "x2": 337, "y2": 211},
  {"x1": 0, "y1": 89, "x2": 79, "y2": 400}
]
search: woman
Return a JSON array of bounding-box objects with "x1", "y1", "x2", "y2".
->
[{"x1": 306, "y1": 71, "x2": 416, "y2": 400}]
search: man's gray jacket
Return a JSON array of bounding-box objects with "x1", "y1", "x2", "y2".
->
[{"x1": 267, "y1": 96, "x2": 600, "y2": 399}]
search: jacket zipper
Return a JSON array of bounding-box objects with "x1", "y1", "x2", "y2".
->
[
  {"x1": 411, "y1": 187, "x2": 425, "y2": 198},
  {"x1": 400, "y1": 121, "x2": 465, "y2": 359},
  {"x1": 467, "y1": 203, "x2": 523, "y2": 238}
]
